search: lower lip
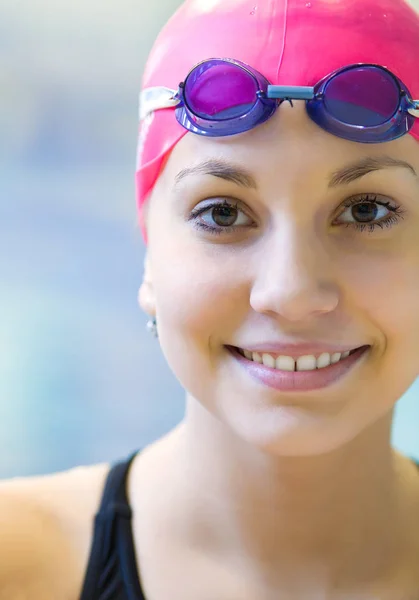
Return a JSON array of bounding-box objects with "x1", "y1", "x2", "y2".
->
[{"x1": 227, "y1": 346, "x2": 370, "y2": 392}]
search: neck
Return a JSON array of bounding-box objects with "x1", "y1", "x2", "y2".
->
[{"x1": 168, "y1": 399, "x2": 416, "y2": 589}]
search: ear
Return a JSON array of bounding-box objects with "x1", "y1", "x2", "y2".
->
[{"x1": 138, "y1": 252, "x2": 156, "y2": 316}]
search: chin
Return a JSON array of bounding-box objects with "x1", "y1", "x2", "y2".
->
[{"x1": 221, "y1": 405, "x2": 374, "y2": 457}]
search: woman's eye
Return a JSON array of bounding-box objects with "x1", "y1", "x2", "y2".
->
[
  {"x1": 189, "y1": 199, "x2": 254, "y2": 234},
  {"x1": 334, "y1": 194, "x2": 405, "y2": 232}
]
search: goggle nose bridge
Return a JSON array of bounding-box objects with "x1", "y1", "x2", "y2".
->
[{"x1": 265, "y1": 85, "x2": 316, "y2": 100}]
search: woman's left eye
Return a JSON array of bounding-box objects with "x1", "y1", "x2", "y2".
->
[{"x1": 333, "y1": 194, "x2": 405, "y2": 232}]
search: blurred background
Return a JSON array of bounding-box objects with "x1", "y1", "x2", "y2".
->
[{"x1": 1, "y1": 0, "x2": 418, "y2": 478}]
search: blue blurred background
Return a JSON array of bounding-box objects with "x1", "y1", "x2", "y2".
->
[{"x1": 1, "y1": 0, "x2": 418, "y2": 478}]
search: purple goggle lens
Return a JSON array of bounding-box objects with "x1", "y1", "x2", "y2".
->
[
  {"x1": 184, "y1": 60, "x2": 260, "y2": 119},
  {"x1": 322, "y1": 65, "x2": 401, "y2": 126}
]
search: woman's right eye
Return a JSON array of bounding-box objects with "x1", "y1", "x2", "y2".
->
[{"x1": 188, "y1": 199, "x2": 255, "y2": 235}]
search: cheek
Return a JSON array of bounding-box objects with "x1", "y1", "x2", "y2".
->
[
  {"x1": 343, "y1": 249, "x2": 419, "y2": 353},
  {"x1": 152, "y1": 243, "x2": 249, "y2": 345},
  {"x1": 150, "y1": 244, "x2": 251, "y2": 399}
]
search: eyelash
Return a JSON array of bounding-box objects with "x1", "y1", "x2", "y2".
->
[{"x1": 188, "y1": 195, "x2": 406, "y2": 236}]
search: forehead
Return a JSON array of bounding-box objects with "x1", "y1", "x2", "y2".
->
[{"x1": 161, "y1": 105, "x2": 419, "y2": 185}]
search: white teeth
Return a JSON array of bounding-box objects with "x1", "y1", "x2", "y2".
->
[
  {"x1": 296, "y1": 355, "x2": 317, "y2": 372},
  {"x1": 240, "y1": 347, "x2": 357, "y2": 372},
  {"x1": 262, "y1": 353, "x2": 276, "y2": 368},
  {"x1": 276, "y1": 355, "x2": 295, "y2": 371},
  {"x1": 317, "y1": 352, "x2": 331, "y2": 369},
  {"x1": 252, "y1": 352, "x2": 263, "y2": 364}
]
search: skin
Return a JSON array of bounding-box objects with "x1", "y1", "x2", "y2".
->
[{"x1": 135, "y1": 100, "x2": 419, "y2": 598}]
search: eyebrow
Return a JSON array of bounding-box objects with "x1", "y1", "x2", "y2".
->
[
  {"x1": 328, "y1": 155, "x2": 417, "y2": 187},
  {"x1": 173, "y1": 155, "x2": 417, "y2": 190},
  {"x1": 174, "y1": 159, "x2": 257, "y2": 189}
]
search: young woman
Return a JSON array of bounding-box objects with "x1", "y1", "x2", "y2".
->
[{"x1": 2, "y1": 0, "x2": 419, "y2": 598}]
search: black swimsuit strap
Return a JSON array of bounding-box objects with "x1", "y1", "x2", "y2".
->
[{"x1": 79, "y1": 450, "x2": 146, "y2": 600}]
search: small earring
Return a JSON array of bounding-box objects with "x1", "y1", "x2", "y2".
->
[{"x1": 146, "y1": 317, "x2": 158, "y2": 338}]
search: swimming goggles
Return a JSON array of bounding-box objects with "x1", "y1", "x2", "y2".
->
[{"x1": 140, "y1": 58, "x2": 419, "y2": 144}]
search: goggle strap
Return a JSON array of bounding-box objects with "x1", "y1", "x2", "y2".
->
[
  {"x1": 407, "y1": 99, "x2": 419, "y2": 118},
  {"x1": 139, "y1": 87, "x2": 180, "y2": 122}
]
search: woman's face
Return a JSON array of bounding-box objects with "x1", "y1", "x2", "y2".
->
[{"x1": 140, "y1": 101, "x2": 419, "y2": 456}]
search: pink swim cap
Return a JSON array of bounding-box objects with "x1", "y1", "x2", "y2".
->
[{"x1": 136, "y1": 0, "x2": 419, "y2": 242}]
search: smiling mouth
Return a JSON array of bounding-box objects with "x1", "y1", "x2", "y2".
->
[{"x1": 230, "y1": 345, "x2": 369, "y2": 373}]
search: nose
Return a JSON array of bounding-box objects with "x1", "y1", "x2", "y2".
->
[{"x1": 249, "y1": 224, "x2": 340, "y2": 323}]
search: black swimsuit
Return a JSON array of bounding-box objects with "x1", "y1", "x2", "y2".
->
[{"x1": 79, "y1": 451, "x2": 419, "y2": 600}]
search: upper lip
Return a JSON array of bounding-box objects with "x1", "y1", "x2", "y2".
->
[{"x1": 230, "y1": 342, "x2": 368, "y2": 359}]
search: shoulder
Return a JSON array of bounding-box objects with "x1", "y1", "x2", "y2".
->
[{"x1": 0, "y1": 461, "x2": 111, "y2": 600}]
